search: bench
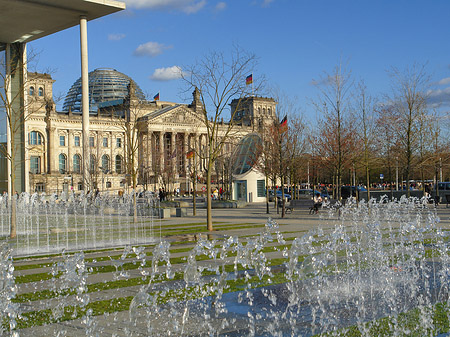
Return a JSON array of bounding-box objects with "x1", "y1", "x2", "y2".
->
[{"x1": 277, "y1": 202, "x2": 294, "y2": 213}]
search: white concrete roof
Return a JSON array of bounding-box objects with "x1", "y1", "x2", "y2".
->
[{"x1": 0, "y1": 0, "x2": 125, "y2": 44}]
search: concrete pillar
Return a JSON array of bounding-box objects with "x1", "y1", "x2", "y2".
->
[
  {"x1": 80, "y1": 15, "x2": 90, "y2": 191},
  {"x1": 6, "y1": 43, "x2": 27, "y2": 194}
]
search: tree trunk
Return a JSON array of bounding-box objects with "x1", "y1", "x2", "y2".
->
[
  {"x1": 10, "y1": 169, "x2": 17, "y2": 239},
  {"x1": 193, "y1": 155, "x2": 197, "y2": 216},
  {"x1": 265, "y1": 175, "x2": 269, "y2": 214},
  {"x1": 206, "y1": 166, "x2": 213, "y2": 231},
  {"x1": 10, "y1": 196, "x2": 17, "y2": 239}
]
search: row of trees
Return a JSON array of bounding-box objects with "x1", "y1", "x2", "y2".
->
[{"x1": 254, "y1": 62, "x2": 449, "y2": 215}]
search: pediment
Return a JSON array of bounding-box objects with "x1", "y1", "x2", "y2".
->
[{"x1": 147, "y1": 105, "x2": 203, "y2": 126}]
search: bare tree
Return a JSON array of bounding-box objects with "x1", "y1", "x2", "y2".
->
[
  {"x1": 376, "y1": 105, "x2": 401, "y2": 192},
  {"x1": 120, "y1": 82, "x2": 147, "y2": 222},
  {"x1": 355, "y1": 80, "x2": 378, "y2": 201},
  {"x1": 312, "y1": 62, "x2": 356, "y2": 200},
  {"x1": 385, "y1": 64, "x2": 430, "y2": 196},
  {"x1": 182, "y1": 46, "x2": 260, "y2": 231}
]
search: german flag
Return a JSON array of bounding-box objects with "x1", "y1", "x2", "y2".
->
[
  {"x1": 186, "y1": 150, "x2": 194, "y2": 159},
  {"x1": 280, "y1": 115, "x2": 287, "y2": 128},
  {"x1": 246, "y1": 74, "x2": 253, "y2": 85},
  {"x1": 153, "y1": 92, "x2": 160, "y2": 101}
]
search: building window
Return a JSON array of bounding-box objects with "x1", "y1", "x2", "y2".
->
[
  {"x1": 29, "y1": 131, "x2": 42, "y2": 145},
  {"x1": 35, "y1": 183, "x2": 45, "y2": 192},
  {"x1": 101, "y1": 155, "x2": 110, "y2": 172},
  {"x1": 78, "y1": 182, "x2": 83, "y2": 191},
  {"x1": 103, "y1": 137, "x2": 108, "y2": 147},
  {"x1": 89, "y1": 154, "x2": 96, "y2": 173},
  {"x1": 268, "y1": 108, "x2": 271, "y2": 115},
  {"x1": 74, "y1": 136, "x2": 80, "y2": 147},
  {"x1": 106, "y1": 181, "x2": 111, "y2": 188},
  {"x1": 257, "y1": 180, "x2": 265, "y2": 198},
  {"x1": 29, "y1": 86, "x2": 34, "y2": 96},
  {"x1": 89, "y1": 137, "x2": 95, "y2": 147},
  {"x1": 38, "y1": 87, "x2": 44, "y2": 96},
  {"x1": 73, "y1": 154, "x2": 81, "y2": 173},
  {"x1": 116, "y1": 138, "x2": 122, "y2": 148},
  {"x1": 115, "y1": 155, "x2": 122, "y2": 174},
  {"x1": 30, "y1": 156, "x2": 40, "y2": 174},
  {"x1": 60, "y1": 135, "x2": 65, "y2": 146},
  {"x1": 59, "y1": 154, "x2": 67, "y2": 173}
]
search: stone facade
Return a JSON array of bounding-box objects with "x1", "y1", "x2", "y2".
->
[{"x1": 25, "y1": 72, "x2": 277, "y2": 195}]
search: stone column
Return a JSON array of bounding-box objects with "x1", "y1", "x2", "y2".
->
[
  {"x1": 159, "y1": 131, "x2": 164, "y2": 172},
  {"x1": 171, "y1": 132, "x2": 177, "y2": 175},
  {"x1": 67, "y1": 129, "x2": 72, "y2": 172},
  {"x1": 146, "y1": 131, "x2": 153, "y2": 174},
  {"x1": 183, "y1": 133, "x2": 188, "y2": 176},
  {"x1": 47, "y1": 127, "x2": 55, "y2": 173}
]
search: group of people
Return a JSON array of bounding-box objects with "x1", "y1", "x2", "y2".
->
[{"x1": 211, "y1": 187, "x2": 223, "y2": 200}]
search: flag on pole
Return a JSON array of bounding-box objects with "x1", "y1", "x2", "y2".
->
[
  {"x1": 246, "y1": 74, "x2": 253, "y2": 85},
  {"x1": 280, "y1": 115, "x2": 287, "y2": 129},
  {"x1": 153, "y1": 92, "x2": 160, "y2": 101}
]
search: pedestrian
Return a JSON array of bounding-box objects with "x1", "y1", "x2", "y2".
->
[{"x1": 313, "y1": 192, "x2": 322, "y2": 214}]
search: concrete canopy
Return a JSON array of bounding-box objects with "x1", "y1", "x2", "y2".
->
[{"x1": 0, "y1": 0, "x2": 125, "y2": 44}]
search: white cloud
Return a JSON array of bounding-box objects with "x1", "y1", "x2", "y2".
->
[
  {"x1": 427, "y1": 87, "x2": 450, "y2": 106},
  {"x1": 438, "y1": 77, "x2": 450, "y2": 85},
  {"x1": 123, "y1": 0, "x2": 206, "y2": 14},
  {"x1": 108, "y1": 33, "x2": 126, "y2": 41},
  {"x1": 215, "y1": 2, "x2": 226, "y2": 11},
  {"x1": 150, "y1": 66, "x2": 185, "y2": 81},
  {"x1": 261, "y1": 0, "x2": 274, "y2": 7},
  {"x1": 133, "y1": 42, "x2": 172, "y2": 57}
]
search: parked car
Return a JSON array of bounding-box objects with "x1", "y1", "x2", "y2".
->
[
  {"x1": 298, "y1": 189, "x2": 330, "y2": 201},
  {"x1": 276, "y1": 190, "x2": 291, "y2": 201},
  {"x1": 267, "y1": 189, "x2": 291, "y2": 202}
]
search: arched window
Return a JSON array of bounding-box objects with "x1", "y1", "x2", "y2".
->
[
  {"x1": 89, "y1": 154, "x2": 96, "y2": 173},
  {"x1": 29, "y1": 131, "x2": 43, "y2": 145},
  {"x1": 101, "y1": 155, "x2": 110, "y2": 172},
  {"x1": 38, "y1": 87, "x2": 44, "y2": 97},
  {"x1": 29, "y1": 86, "x2": 34, "y2": 96},
  {"x1": 268, "y1": 108, "x2": 271, "y2": 115},
  {"x1": 59, "y1": 154, "x2": 67, "y2": 173},
  {"x1": 115, "y1": 155, "x2": 122, "y2": 174},
  {"x1": 263, "y1": 108, "x2": 266, "y2": 116},
  {"x1": 258, "y1": 107, "x2": 261, "y2": 116},
  {"x1": 73, "y1": 154, "x2": 81, "y2": 173}
]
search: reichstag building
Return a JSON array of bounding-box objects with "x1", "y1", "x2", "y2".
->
[{"x1": 26, "y1": 68, "x2": 277, "y2": 196}]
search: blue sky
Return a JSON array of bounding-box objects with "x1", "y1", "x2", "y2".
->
[{"x1": 29, "y1": 0, "x2": 450, "y2": 121}]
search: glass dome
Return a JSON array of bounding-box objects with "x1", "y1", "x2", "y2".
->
[
  {"x1": 62, "y1": 68, "x2": 146, "y2": 113},
  {"x1": 232, "y1": 134, "x2": 262, "y2": 175}
]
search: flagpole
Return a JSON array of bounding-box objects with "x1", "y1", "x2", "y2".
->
[{"x1": 252, "y1": 76, "x2": 254, "y2": 97}]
